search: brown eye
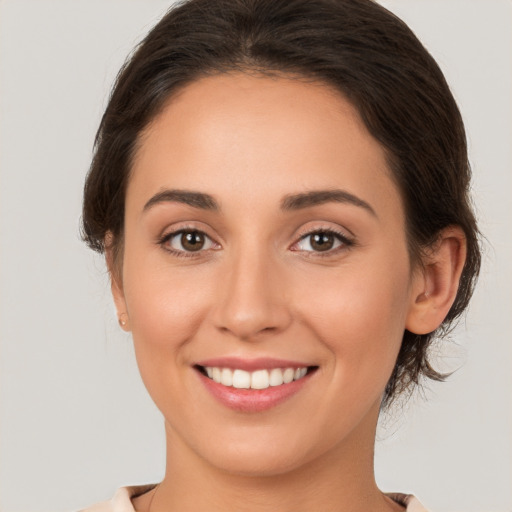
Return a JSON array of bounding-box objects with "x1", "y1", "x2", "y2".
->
[
  {"x1": 162, "y1": 229, "x2": 217, "y2": 256},
  {"x1": 181, "y1": 231, "x2": 205, "y2": 252},
  {"x1": 310, "y1": 232, "x2": 335, "y2": 251},
  {"x1": 294, "y1": 229, "x2": 352, "y2": 255}
]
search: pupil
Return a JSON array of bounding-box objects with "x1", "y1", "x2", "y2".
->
[
  {"x1": 312, "y1": 232, "x2": 333, "y2": 251},
  {"x1": 182, "y1": 231, "x2": 204, "y2": 251}
]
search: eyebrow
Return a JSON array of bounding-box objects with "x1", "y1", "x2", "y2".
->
[
  {"x1": 143, "y1": 188, "x2": 376, "y2": 217},
  {"x1": 281, "y1": 189, "x2": 376, "y2": 216},
  {"x1": 143, "y1": 189, "x2": 219, "y2": 212}
]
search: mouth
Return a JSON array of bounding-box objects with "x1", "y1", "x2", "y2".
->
[
  {"x1": 193, "y1": 359, "x2": 318, "y2": 412},
  {"x1": 194, "y1": 364, "x2": 317, "y2": 390}
]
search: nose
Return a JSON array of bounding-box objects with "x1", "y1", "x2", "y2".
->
[{"x1": 212, "y1": 246, "x2": 292, "y2": 341}]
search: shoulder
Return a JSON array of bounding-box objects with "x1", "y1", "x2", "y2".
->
[
  {"x1": 78, "y1": 484, "x2": 157, "y2": 512},
  {"x1": 80, "y1": 487, "x2": 427, "y2": 512}
]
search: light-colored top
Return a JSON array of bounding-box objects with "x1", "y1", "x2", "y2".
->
[{"x1": 79, "y1": 485, "x2": 429, "y2": 512}]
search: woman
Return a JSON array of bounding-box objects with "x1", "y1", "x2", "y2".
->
[{"x1": 80, "y1": 0, "x2": 480, "y2": 510}]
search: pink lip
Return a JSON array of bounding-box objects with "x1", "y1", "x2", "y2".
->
[
  {"x1": 195, "y1": 357, "x2": 310, "y2": 372},
  {"x1": 194, "y1": 362, "x2": 316, "y2": 413}
]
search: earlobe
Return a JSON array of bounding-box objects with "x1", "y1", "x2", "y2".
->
[
  {"x1": 112, "y1": 279, "x2": 130, "y2": 332},
  {"x1": 105, "y1": 232, "x2": 130, "y2": 332},
  {"x1": 118, "y1": 311, "x2": 130, "y2": 330},
  {"x1": 406, "y1": 226, "x2": 467, "y2": 335}
]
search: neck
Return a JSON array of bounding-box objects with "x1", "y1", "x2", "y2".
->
[{"x1": 143, "y1": 401, "x2": 399, "y2": 512}]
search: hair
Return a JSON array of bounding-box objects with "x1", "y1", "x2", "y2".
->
[{"x1": 82, "y1": 0, "x2": 481, "y2": 407}]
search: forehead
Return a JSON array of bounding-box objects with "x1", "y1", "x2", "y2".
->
[{"x1": 129, "y1": 72, "x2": 402, "y2": 223}]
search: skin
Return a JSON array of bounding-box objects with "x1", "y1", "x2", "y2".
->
[{"x1": 109, "y1": 73, "x2": 466, "y2": 512}]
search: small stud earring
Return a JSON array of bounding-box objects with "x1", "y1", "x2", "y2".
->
[{"x1": 118, "y1": 313, "x2": 128, "y2": 327}]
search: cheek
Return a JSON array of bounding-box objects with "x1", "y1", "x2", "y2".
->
[
  {"x1": 125, "y1": 267, "x2": 211, "y2": 345},
  {"x1": 120, "y1": 248, "x2": 214, "y2": 397},
  {"x1": 293, "y1": 257, "x2": 412, "y2": 390},
  {"x1": 121, "y1": 266, "x2": 222, "y2": 431}
]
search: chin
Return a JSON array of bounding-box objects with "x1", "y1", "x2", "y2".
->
[
  {"x1": 174, "y1": 416, "x2": 346, "y2": 479},
  {"x1": 201, "y1": 442, "x2": 314, "y2": 478}
]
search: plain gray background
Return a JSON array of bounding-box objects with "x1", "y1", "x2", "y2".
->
[{"x1": 0, "y1": 1, "x2": 511, "y2": 511}]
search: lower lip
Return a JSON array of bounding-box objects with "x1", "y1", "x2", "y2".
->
[{"x1": 197, "y1": 370, "x2": 313, "y2": 413}]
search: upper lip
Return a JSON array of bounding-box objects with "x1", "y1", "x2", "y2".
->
[{"x1": 194, "y1": 357, "x2": 313, "y2": 372}]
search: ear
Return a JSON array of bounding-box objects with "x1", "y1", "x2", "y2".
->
[
  {"x1": 406, "y1": 226, "x2": 467, "y2": 335},
  {"x1": 105, "y1": 233, "x2": 131, "y2": 332}
]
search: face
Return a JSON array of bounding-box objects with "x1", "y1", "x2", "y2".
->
[{"x1": 113, "y1": 72, "x2": 422, "y2": 476}]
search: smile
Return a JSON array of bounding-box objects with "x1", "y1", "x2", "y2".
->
[
  {"x1": 199, "y1": 366, "x2": 310, "y2": 390},
  {"x1": 195, "y1": 360, "x2": 318, "y2": 412}
]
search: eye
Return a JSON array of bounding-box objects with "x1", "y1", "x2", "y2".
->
[
  {"x1": 160, "y1": 229, "x2": 218, "y2": 257},
  {"x1": 293, "y1": 228, "x2": 353, "y2": 255}
]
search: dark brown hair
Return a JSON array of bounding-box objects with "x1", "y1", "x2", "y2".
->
[{"x1": 82, "y1": 0, "x2": 481, "y2": 406}]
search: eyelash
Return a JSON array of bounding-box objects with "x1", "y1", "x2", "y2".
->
[
  {"x1": 158, "y1": 226, "x2": 355, "y2": 259},
  {"x1": 293, "y1": 227, "x2": 355, "y2": 258},
  {"x1": 158, "y1": 225, "x2": 219, "y2": 259}
]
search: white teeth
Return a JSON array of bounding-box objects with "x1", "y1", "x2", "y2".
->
[
  {"x1": 269, "y1": 368, "x2": 284, "y2": 386},
  {"x1": 202, "y1": 366, "x2": 311, "y2": 389},
  {"x1": 232, "y1": 369, "x2": 251, "y2": 389},
  {"x1": 221, "y1": 368, "x2": 233, "y2": 386},
  {"x1": 283, "y1": 368, "x2": 295, "y2": 383},
  {"x1": 251, "y1": 369, "x2": 269, "y2": 389},
  {"x1": 212, "y1": 367, "x2": 222, "y2": 383}
]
